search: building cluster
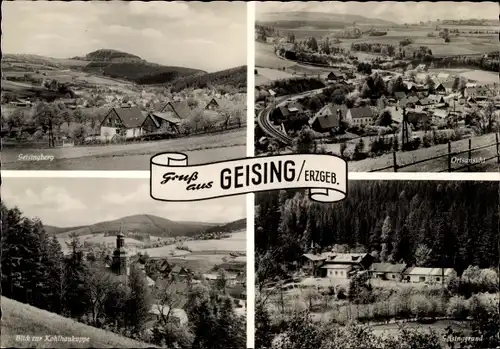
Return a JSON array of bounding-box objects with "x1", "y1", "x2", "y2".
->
[
  {"x1": 275, "y1": 64, "x2": 498, "y2": 134},
  {"x1": 300, "y1": 252, "x2": 457, "y2": 284},
  {"x1": 102, "y1": 232, "x2": 246, "y2": 330},
  {"x1": 97, "y1": 97, "x2": 223, "y2": 140}
]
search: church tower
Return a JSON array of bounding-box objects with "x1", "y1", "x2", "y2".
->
[{"x1": 112, "y1": 224, "x2": 128, "y2": 277}]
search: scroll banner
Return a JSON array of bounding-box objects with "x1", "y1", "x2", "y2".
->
[{"x1": 150, "y1": 153, "x2": 348, "y2": 203}]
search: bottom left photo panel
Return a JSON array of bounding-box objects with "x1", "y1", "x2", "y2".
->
[{"x1": 1, "y1": 177, "x2": 247, "y2": 349}]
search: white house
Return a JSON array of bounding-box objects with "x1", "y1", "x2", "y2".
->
[
  {"x1": 322, "y1": 264, "x2": 352, "y2": 279},
  {"x1": 346, "y1": 106, "x2": 375, "y2": 126},
  {"x1": 99, "y1": 106, "x2": 148, "y2": 140},
  {"x1": 403, "y1": 267, "x2": 457, "y2": 284}
]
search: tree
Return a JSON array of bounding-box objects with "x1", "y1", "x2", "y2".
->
[
  {"x1": 127, "y1": 265, "x2": 153, "y2": 336},
  {"x1": 34, "y1": 102, "x2": 62, "y2": 147},
  {"x1": 85, "y1": 267, "x2": 116, "y2": 326},
  {"x1": 376, "y1": 109, "x2": 392, "y2": 127},
  {"x1": 293, "y1": 127, "x2": 316, "y2": 153},
  {"x1": 414, "y1": 244, "x2": 433, "y2": 267}
]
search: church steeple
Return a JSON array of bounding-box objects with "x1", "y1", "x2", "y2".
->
[{"x1": 112, "y1": 223, "x2": 128, "y2": 276}]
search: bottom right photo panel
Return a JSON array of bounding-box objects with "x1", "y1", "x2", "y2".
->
[{"x1": 255, "y1": 180, "x2": 499, "y2": 349}]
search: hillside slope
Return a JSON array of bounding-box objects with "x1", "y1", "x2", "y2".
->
[
  {"x1": 0, "y1": 296, "x2": 155, "y2": 348},
  {"x1": 257, "y1": 11, "x2": 397, "y2": 28},
  {"x1": 51, "y1": 214, "x2": 223, "y2": 238},
  {"x1": 80, "y1": 49, "x2": 205, "y2": 85},
  {"x1": 170, "y1": 65, "x2": 247, "y2": 92}
]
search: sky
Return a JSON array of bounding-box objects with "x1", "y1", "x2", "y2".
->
[
  {"x1": 1, "y1": 1, "x2": 247, "y2": 72},
  {"x1": 256, "y1": 2, "x2": 499, "y2": 24},
  {"x1": 2, "y1": 178, "x2": 246, "y2": 227}
]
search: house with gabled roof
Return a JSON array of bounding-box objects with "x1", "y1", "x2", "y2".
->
[
  {"x1": 205, "y1": 98, "x2": 220, "y2": 110},
  {"x1": 346, "y1": 106, "x2": 374, "y2": 126},
  {"x1": 309, "y1": 104, "x2": 348, "y2": 132},
  {"x1": 403, "y1": 267, "x2": 457, "y2": 284},
  {"x1": 320, "y1": 253, "x2": 374, "y2": 279},
  {"x1": 394, "y1": 91, "x2": 407, "y2": 101},
  {"x1": 160, "y1": 101, "x2": 191, "y2": 120},
  {"x1": 99, "y1": 106, "x2": 148, "y2": 139},
  {"x1": 142, "y1": 111, "x2": 182, "y2": 134},
  {"x1": 369, "y1": 263, "x2": 407, "y2": 281}
]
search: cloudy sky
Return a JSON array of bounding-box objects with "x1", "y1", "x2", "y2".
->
[
  {"x1": 2, "y1": 178, "x2": 246, "y2": 227},
  {"x1": 2, "y1": 1, "x2": 247, "y2": 72},
  {"x1": 257, "y1": 2, "x2": 499, "y2": 23}
]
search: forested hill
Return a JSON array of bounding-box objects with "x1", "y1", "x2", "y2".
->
[
  {"x1": 170, "y1": 65, "x2": 247, "y2": 92},
  {"x1": 256, "y1": 181, "x2": 498, "y2": 278},
  {"x1": 79, "y1": 49, "x2": 205, "y2": 84}
]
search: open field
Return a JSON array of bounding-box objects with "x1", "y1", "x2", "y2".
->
[
  {"x1": 255, "y1": 67, "x2": 295, "y2": 86},
  {"x1": 142, "y1": 231, "x2": 246, "y2": 257},
  {"x1": 256, "y1": 42, "x2": 297, "y2": 69},
  {"x1": 1, "y1": 296, "x2": 155, "y2": 348},
  {"x1": 348, "y1": 132, "x2": 500, "y2": 172},
  {"x1": 428, "y1": 68, "x2": 499, "y2": 84},
  {"x1": 2, "y1": 128, "x2": 246, "y2": 170}
]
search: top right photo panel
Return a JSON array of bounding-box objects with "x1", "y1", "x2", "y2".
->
[{"x1": 254, "y1": 1, "x2": 500, "y2": 173}]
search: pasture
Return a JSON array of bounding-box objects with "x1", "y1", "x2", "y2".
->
[
  {"x1": 142, "y1": 231, "x2": 246, "y2": 257},
  {"x1": 428, "y1": 68, "x2": 499, "y2": 84},
  {"x1": 2, "y1": 128, "x2": 246, "y2": 170},
  {"x1": 256, "y1": 41, "x2": 297, "y2": 69},
  {"x1": 255, "y1": 67, "x2": 295, "y2": 86}
]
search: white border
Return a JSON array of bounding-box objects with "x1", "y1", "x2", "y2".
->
[{"x1": 246, "y1": 2, "x2": 256, "y2": 348}]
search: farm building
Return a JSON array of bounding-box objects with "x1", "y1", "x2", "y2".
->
[
  {"x1": 386, "y1": 106, "x2": 403, "y2": 123},
  {"x1": 433, "y1": 82, "x2": 447, "y2": 94},
  {"x1": 441, "y1": 80, "x2": 455, "y2": 94},
  {"x1": 274, "y1": 102, "x2": 303, "y2": 120},
  {"x1": 427, "y1": 94, "x2": 445, "y2": 105},
  {"x1": 309, "y1": 104, "x2": 348, "y2": 132},
  {"x1": 403, "y1": 267, "x2": 457, "y2": 284},
  {"x1": 142, "y1": 111, "x2": 182, "y2": 134},
  {"x1": 320, "y1": 253, "x2": 374, "y2": 279},
  {"x1": 205, "y1": 98, "x2": 219, "y2": 110},
  {"x1": 326, "y1": 71, "x2": 346, "y2": 83},
  {"x1": 369, "y1": 263, "x2": 407, "y2": 281},
  {"x1": 159, "y1": 101, "x2": 191, "y2": 119},
  {"x1": 100, "y1": 106, "x2": 148, "y2": 139},
  {"x1": 346, "y1": 106, "x2": 374, "y2": 126}
]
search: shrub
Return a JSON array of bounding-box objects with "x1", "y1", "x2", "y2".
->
[
  {"x1": 410, "y1": 294, "x2": 434, "y2": 318},
  {"x1": 422, "y1": 133, "x2": 432, "y2": 147},
  {"x1": 446, "y1": 296, "x2": 469, "y2": 320}
]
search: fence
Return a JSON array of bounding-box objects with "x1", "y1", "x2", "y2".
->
[{"x1": 369, "y1": 133, "x2": 500, "y2": 172}]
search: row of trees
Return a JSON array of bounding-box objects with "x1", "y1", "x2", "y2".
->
[{"x1": 1, "y1": 202, "x2": 245, "y2": 348}]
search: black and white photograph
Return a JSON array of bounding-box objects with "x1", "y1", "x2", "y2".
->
[
  {"x1": 254, "y1": 1, "x2": 500, "y2": 172},
  {"x1": 1, "y1": 1, "x2": 247, "y2": 170},
  {"x1": 255, "y1": 181, "x2": 499, "y2": 349},
  {"x1": 1, "y1": 178, "x2": 247, "y2": 348}
]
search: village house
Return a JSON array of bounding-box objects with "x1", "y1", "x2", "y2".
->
[
  {"x1": 346, "y1": 106, "x2": 374, "y2": 126},
  {"x1": 464, "y1": 86, "x2": 490, "y2": 99},
  {"x1": 99, "y1": 106, "x2": 148, "y2": 140},
  {"x1": 205, "y1": 98, "x2": 220, "y2": 110},
  {"x1": 142, "y1": 112, "x2": 182, "y2": 134},
  {"x1": 301, "y1": 253, "x2": 332, "y2": 277},
  {"x1": 147, "y1": 305, "x2": 188, "y2": 328},
  {"x1": 159, "y1": 101, "x2": 191, "y2": 120},
  {"x1": 169, "y1": 265, "x2": 192, "y2": 280},
  {"x1": 320, "y1": 253, "x2": 374, "y2": 279},
  {"x1": 274, "y1": 102, "x2": 303, "y2": 120},
  {"x1": 403, "y1": 267, "x2": 457, "y2": 284},
  {"x1": 309, "y1": 104, "x2": 348, "y2": 133},
  {"x1": 326, "y1": 71, "x2": 346, "y2": 83},
  {"x1": 369, "y1": 263, "x2": 407, "y2": 281}
]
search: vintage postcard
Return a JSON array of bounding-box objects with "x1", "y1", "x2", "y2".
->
[
  {"x1": 1, "y1": 1, "x2": 247, "y2": 170},
  {"x1": 255, "y1": 1, "x2": 500, "y2": 173},
  {"x1": 1, "y1": 177, "x2": 247, "y2": 348}
]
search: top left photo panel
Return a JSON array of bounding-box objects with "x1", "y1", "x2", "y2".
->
[{"x1": 1, "y1": 1, "x2": 248, "y2": 171}]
